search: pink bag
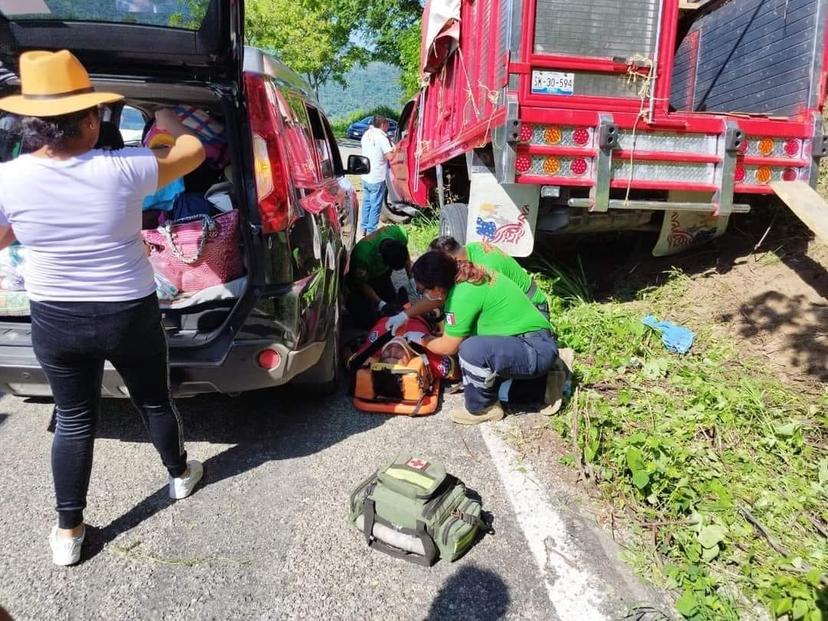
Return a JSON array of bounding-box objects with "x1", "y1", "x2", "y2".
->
[{"x1": 142, "y1": 210, "x2": 244, "y2": 294}]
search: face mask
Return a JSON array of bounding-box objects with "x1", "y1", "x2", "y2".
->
[{"x1": 422, "y1": 290, "x2": 444, "y2": 302}]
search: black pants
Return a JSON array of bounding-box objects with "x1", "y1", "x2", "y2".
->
[
  {"x1": 346, "y1": 273, "x2": 407, "y2": 330},
  {"x1": 31, "y1": 294, "x2": 187, "y2": 529}
]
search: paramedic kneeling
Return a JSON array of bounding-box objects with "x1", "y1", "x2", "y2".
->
[
  {"x1": 430, "y1": 236, "x2": 549, "y2": 319},
  {"x1": 409, "y1": 251, "x2": 558, "y2": 425},
  {"x1": 347, "y1": 224, "x2": 411, "y2": 328}
]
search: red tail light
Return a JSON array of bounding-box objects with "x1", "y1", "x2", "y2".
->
[{"x1": 244, "y1": 73, "x2": 292, "y2": 233}]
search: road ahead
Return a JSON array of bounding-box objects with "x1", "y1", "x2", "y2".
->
[{"x1": 0, "y1": 386, "x2": 663, "y2": 620}]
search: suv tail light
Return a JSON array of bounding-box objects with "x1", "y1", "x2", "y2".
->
[{"x1": 245, "y1": 73, "x2": 292, "y2": 233}]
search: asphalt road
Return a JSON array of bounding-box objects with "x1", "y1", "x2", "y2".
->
[{"x1": 0, "y1": 385, "x2": 664, "y2": 621}]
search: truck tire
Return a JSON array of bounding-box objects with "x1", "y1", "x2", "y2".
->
[
  {"x1": 439, "y1": 203, "x2": 469, "y2": 245},
  {"x1": 381, "y1": 203, "x2": 411, "y2": 224}
]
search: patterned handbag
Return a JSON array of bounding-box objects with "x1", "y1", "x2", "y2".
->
[{"x1": 142, "y1": 210, "x2": 244, "y2": 295}]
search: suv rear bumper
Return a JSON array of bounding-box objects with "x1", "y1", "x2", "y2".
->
[{"x1": 0, "y1": 338, "x2": 326, "y2": 398}]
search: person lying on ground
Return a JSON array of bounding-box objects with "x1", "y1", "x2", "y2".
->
[
  {"x1": 362, "y1": 313, "x2": 458, "y2": 380},
  {"x1": 408, "y1": 251, "x2": 559, "y2": 425},
  {"x1": 346, "y1": 224, "x2": 412, "y2": 328}
]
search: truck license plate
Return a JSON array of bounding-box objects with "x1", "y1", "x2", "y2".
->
[{"x1": 531, "y1": 71, "x2": 575, "y2": 96}]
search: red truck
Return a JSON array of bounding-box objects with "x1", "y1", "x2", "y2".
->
[{"x1": 388, "y1": 0, "x2": 828, "y2": 256}]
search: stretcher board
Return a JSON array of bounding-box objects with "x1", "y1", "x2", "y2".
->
[{"x1": 771, "y1": 181, "x2": 828, "y2": 244}]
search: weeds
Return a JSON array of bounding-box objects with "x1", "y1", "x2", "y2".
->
[
  {"x1": 533, "y1": 264, "x2": 828, "y2": 620},
  {"x1": 407, "y1": 210, "x2": 440, "y2": 255}
]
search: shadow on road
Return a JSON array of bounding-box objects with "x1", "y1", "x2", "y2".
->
[
  {"x1": 82, "y1": 384, "x2": 385, "y2": 562},
  {"x1": 0, "y1": 413, "x2": 7, "y2": 428},
  {"x1": 426, "y1": 565, "x2": 510, "y2": 621}
]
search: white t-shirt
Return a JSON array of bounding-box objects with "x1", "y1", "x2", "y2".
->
[
  {"x1": 360, "y1": 126, "x2": 393, "y2": 184},
  {"x1": 0, "y1": 148, "x2": 159, "y2": 302}
]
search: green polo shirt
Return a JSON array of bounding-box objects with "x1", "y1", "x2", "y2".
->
[
  {"x1": 350, "y1": 225, "x2": 409, "y2": 284},
  {"x1": 443, "y1": 273, "x2": 551, "y2": 338},
  {"x1": 466, "y1": 242, "x2": 546, "y2": 305}
]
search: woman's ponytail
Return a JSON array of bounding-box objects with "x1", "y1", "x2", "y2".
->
[{"x1": 454, "y1": 260, "x2": 490, "y2": 285}]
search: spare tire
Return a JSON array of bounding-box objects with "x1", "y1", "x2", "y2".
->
[{"x1": 439, "y1": 203, "x2": 469, "y2": 245}]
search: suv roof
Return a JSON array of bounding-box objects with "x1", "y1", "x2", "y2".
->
[{"x1": 0, "y1": 0, "x2": 242, "y2": 82}]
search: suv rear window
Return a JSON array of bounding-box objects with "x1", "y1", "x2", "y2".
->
[{"x1": 0, "y1": 0, "x2": 209, "y2": 29}]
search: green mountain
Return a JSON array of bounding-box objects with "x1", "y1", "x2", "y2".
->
[{"x1": 319, "y1": 62, "x2": 403, "y2": 121}]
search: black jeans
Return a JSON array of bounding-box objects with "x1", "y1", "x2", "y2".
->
[
  {"x1": 346, "y1": 273, "x2": 407, "y2": 330},
  {"x1": 31, "y1": 293, "x2": 187, "y2": 529}
]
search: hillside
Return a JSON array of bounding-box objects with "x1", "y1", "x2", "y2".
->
[{"x1": 319, "y1": 62, "x2": 402, "y2": 121}]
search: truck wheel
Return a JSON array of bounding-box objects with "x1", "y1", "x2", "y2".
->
[
  {"x1": 440, "y1": 203, "x2": 469, "y2": 244},
  {"x1": 381, "y1": 203, "x2": 412, "y2": 224}
]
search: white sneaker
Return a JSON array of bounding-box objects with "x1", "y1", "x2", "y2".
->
[
  {"x1": 49, "y1": 524, "x2": 85, "y2": 567},
  {"x1": 169, "y1": 460, "x2": 203, "y2": 500}
]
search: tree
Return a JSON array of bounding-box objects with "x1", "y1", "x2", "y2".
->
[
  {"x1": 398, "y1": 20, "x2": 423, "y2": 101},
  {"x1": 358, "y1": 0, "x2": 423, "y2": 66},
  {"x1": 246, "y1": 0, "x2": 369, "y2": 97}
]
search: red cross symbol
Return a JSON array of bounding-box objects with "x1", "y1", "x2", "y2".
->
[{"x1": 407, "y1": 458, "x2": 428, "y2": 470}]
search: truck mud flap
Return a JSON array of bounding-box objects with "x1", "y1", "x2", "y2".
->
[{"x1": 466, "y1": 167, "x2": 539, "y2": 258}]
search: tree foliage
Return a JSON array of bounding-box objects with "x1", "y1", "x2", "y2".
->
[
  {"x1": 246, "y1": 0, "x2": 423, "y2": 100},
  {"x1": 398, "y1": 20, "x2": 423, "y2": 101},
  {"x1": 246, "y1": 0, "x2": 369, "y2": 96}
]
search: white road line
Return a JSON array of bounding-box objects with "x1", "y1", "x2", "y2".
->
[{"x1": 480, "y1": 424, "x2": 609, "y2": 621}]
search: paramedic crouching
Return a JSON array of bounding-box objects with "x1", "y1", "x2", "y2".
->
[{"x1": 409, "y1": 251, "x2": 558, "y2": 425}]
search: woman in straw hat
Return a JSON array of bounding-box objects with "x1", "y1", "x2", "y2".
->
[{"x1": 0, "y1": 50, "x2": 207, "y2": 566}]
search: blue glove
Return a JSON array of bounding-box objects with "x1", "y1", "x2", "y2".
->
[{"x1": 642, "y1": 315, "x2": 695, "y2": 355}]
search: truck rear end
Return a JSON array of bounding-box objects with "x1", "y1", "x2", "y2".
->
[{"x1": 395, "y1": 0, "x2": 828, "y2": 256}]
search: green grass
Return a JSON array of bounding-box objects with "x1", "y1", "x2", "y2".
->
[
  {"x1": 331, "y1": 105, "x2": 400, "y2": 139},
  {"x1": 535, "y1": 267, "x2": 828, "y2": 621},
  {"x1": 407, "y1": 210, "x2": 440, "y2": 255}
]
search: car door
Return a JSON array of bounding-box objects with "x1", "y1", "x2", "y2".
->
[{"x1": 0, "y1": 0, "x2": 242, "y2": 84}]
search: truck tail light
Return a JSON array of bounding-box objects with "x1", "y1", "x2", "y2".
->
[
  {"x1": 755, "y1": 166, "x2": 773, "y2": 184},
  {"x1": 738, "y1": 139, "x2": 749, "y2": 155},
  {"x1": 573, "y1": 128, "x2": 590, "y2": 146},
  {"x1": 516, "y1": 155, "x2": 531, "y2": 174},
  {"x1": 518, "y1": 124, "x2": 534, "y2": 143},
  {"x1": 543, "y1": 157, "x2": 561, "y2": 175},
  {"x1": 734, "y1": 164, "x2": 746, "y2": 182},
  {"x1": 784, "y1": 139, "x2": 800, "y2": 157},
  {"x1": 571, "y1": 158, "x2": 588, "y2": 175},
  {"x1": 245, "y1": 73, "x2": 292, "y2": 233},
  {"x1": 544, "y1": 127, "x2": 562, "y2": 145},
  {"x1": 757, "y1": 138, "x2": 775, "y2": 157},
  {"x1": 782, "y1": 168, "x2": 798, "y2": 181}
]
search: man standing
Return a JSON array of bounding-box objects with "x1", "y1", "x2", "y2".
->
[{"x1": 360, "y1": 116, "x2": 394, "y2": 236}]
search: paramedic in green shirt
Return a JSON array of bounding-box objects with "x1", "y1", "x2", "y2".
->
[
  {"x1": 430, "y1": 236, "x2": 549, "y2": 318},
  {"x1": 407, "y1": 251, "x2": 559, "y2": 425},
  {"x1": 385, "y1": 235, "x2": 549, "y2": 335},
  {"x1": 346, "y1": 225, "x2": 411, "y2": 328}
]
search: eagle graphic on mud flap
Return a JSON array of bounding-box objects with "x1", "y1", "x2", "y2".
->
[
  {"x1": 467, "y1": 174, "x2": 539, "y2": 257},
  {"x1": 475, "y1": 203, "x2": 530, "y2": 245}
]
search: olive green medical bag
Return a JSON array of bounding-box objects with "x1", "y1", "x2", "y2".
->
[{"x1": 349, "y1": 454, "x2": 492, "y2": 566}]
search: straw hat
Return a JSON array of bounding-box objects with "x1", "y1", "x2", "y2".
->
[{"x1": 0, "y1": 50, "x2": 122, "y2": 117}]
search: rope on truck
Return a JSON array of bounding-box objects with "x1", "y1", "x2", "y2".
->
[{"x1": 624, "y1": 55, "x2": 655, "y2": 206}]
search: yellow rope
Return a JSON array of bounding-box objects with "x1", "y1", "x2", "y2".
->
[
  {"x1": 457, "y1": 48, "x2": 481, "y2": 120},
  {"x1": 623, "y1": 56, "x2": 655, "y2": 205}
]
